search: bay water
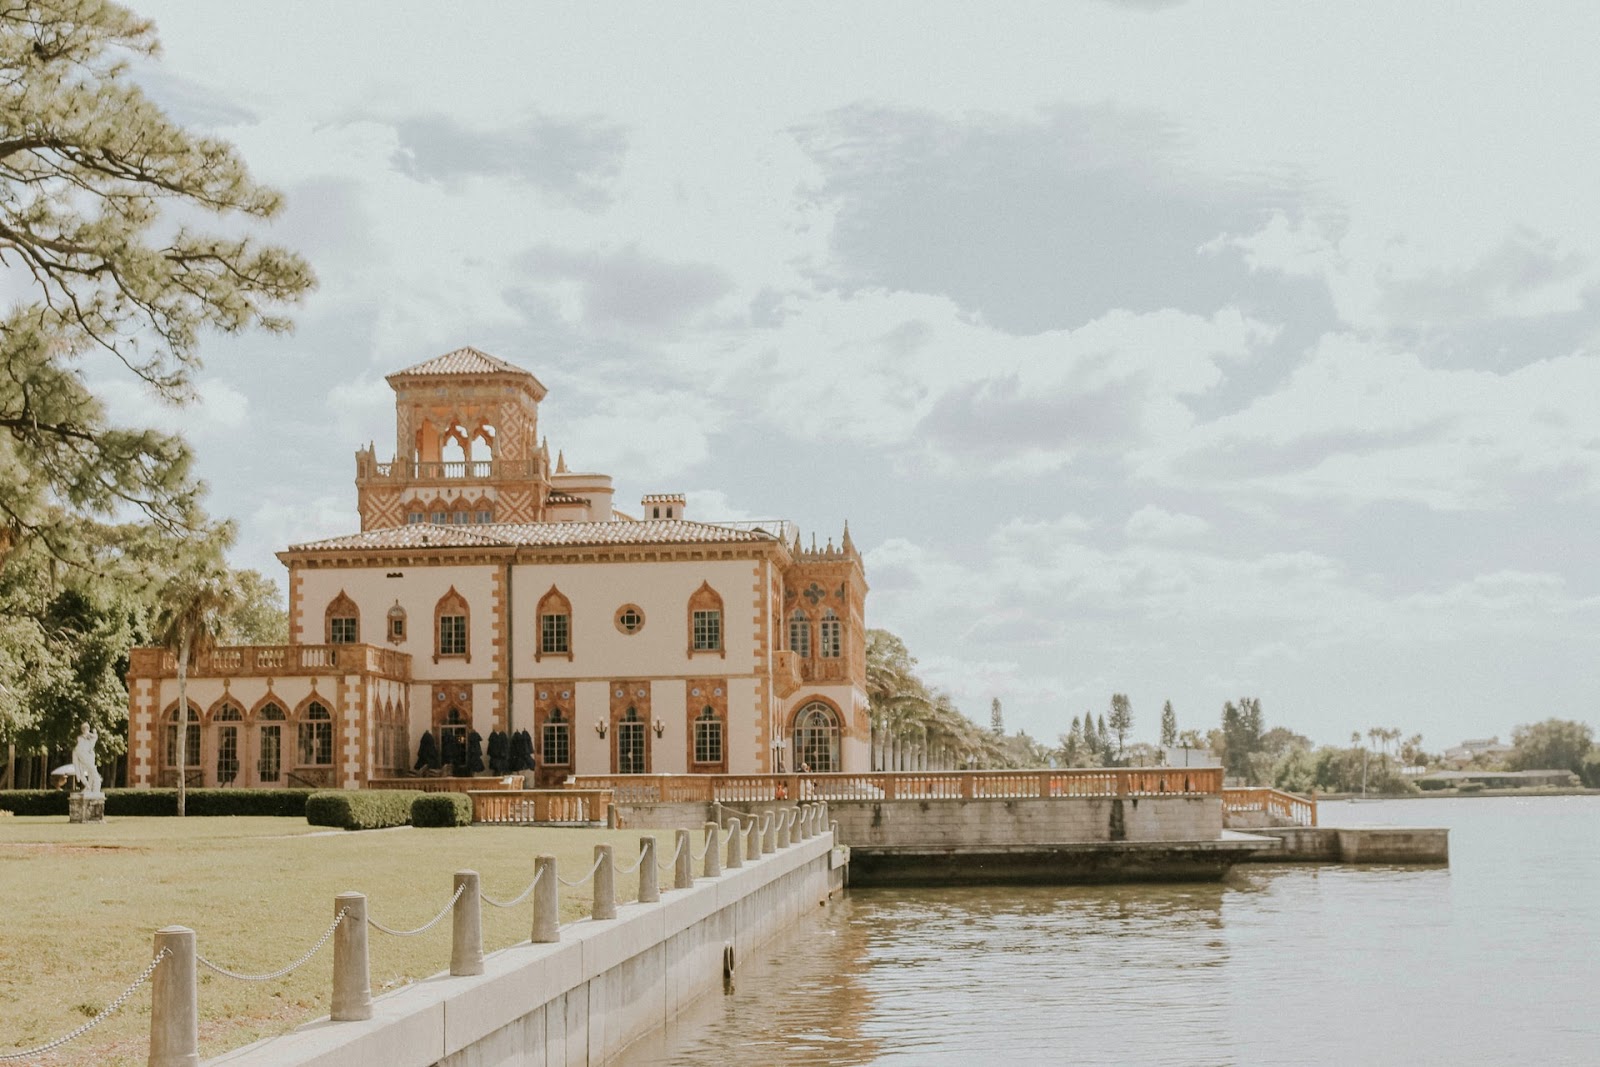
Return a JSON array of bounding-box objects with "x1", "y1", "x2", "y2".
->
[{"x1": 615, "y1": 795, "x2": 1600, "y2": 1066}]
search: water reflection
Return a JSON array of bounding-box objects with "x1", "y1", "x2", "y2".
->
[{"x1": 618, "y1": 799, "x2": 1600, "y2": 1066}]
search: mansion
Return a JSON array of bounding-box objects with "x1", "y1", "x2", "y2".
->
[{"x1": 124, "y1": 347, "x2": 868, "y2": 790}]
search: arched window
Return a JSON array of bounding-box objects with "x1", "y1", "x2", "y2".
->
[
  {"x1": 688, "y1": 581, "x2": 724, "y2": 656},
  {"x1": 298, "y1": 701, "x2": 333, "y2": 766},
  {"x1": 537, "y1": 585, "x2": 572, "y2": 660},
  {"x1": 617, "y1": 706, "x2": 647, "y2": 774},
  {"x1": 165, "y1": 704, "x2": 200, "y2": 770},
  {"x1": 435, "y1": 587, "x2": 470, "y2": 662},
  {"x1": 819, "y1": 609, "x2": 842, "y2": 659},
  {"x1": 693, "y1": 706, "x2": 723, "y2": 766},
  {"x1": 387, "y1": 601, "x2": 407, "y2": 645},
  {"x1": 793, "y1": 702, "x2": 841, "y2": 772},
  {"x1": 257, "y1": 702, "x2": 285, "y2": 783},
  {"x1": 789, "y1": 610, "x2": 811, "y2": 658},
  {"x1": 213, "y1": 703, "x2": 243, "y2": 785},
  {"x1": 472, "y1": 497, "x2": 494, "y2": 524},
  {"x1": 325, "y1": 591, "x2": 360, "y2": 644},
  {"x1": 542, "y1": 708, "x2": 571, "y2": 768}
]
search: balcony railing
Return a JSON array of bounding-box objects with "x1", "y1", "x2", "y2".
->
[
  {"x1": 570, "y1": 767, "x2": 1225, "y2": 804},
  {"x1": 356, "y1": 458, "x2": 537, "y2": 483},
  {"x1": 130, "y1": 643, "x2": 411, "y2": 681}
]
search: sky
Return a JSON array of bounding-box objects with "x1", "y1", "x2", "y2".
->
[{"x1": 106, "y1": 0, "x2": 1600, "y2": 751}]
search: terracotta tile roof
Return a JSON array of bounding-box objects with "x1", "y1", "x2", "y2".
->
[
  {"x1": 389, "y1": 346, "x2": 539, "y2": 380},
  {"x1": 640, "y1": 493, "x2": 686, "y2": 503},
  {"x1": 287, "y1": 519, "x2": 778, "y2": 554}
]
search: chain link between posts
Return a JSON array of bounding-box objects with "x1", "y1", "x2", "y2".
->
[
  {"x1": 480, "y1": 866, "x2": 544, "y2": 909},
  {"x1": 369, "y1": 882, "x2": 467, "y2": 937},
  {"x1": 0, "y1": 948, "x2": 171, "y2": 1062},
  {"x1": 556, "y1": 853, "x2": 606, "y2": 888},
  {"x1": 197, "y1": 908, "x2": 348, "y2": 982},
  {"x1": 658, "y1": 833, "x2": 688, "y2": 872},
  {"x1": 614, "y1": 847, "x2": 647, "y2": 875}
]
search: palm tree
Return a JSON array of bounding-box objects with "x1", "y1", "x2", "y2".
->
[{"x1": 153, "y1": 561, "x2": 238, "y2": 816}]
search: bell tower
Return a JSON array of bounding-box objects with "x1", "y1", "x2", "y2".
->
[{"x1": 354, "y1": 347, "x2": 552, "y2": 530}]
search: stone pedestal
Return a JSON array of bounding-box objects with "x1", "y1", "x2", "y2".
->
[{"x1": 69, "y1": 793, "x2": 105, "y2": 823}]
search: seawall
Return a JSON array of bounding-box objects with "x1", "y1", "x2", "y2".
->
[
  {"x1": 208, "y1": 832, "x2": 843, "y2": 1067},
  {"x1": 1238, "y1": 826, "x2": 1449, "y2": 864}
]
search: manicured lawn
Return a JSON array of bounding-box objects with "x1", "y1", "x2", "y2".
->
[{"x1": 0, "y1": 815, "x2": 675, "y2": 1066}]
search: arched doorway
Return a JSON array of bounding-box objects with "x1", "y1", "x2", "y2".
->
[
  {"x1": 792, "y1": 702, "x2": 841, "y2": 772},
  {"x1": 256, "y1": 703, "x2": 285, "y2": 785}
]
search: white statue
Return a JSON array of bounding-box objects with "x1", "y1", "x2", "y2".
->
[{"x1": 52, "y1": 723, "x2": 104, "y2": 797}]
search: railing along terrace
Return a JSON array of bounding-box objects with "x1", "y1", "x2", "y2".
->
[
  {"x1": 366, "y1": 776, "x2": 523, "y2": 794},
  {"x1": 137, "y1": 643, "x2": 412, "y2": 681},
  {"x1": 470, "y1": 789, "x2": 614, "y2": 825},
  {"x1": 570, "y1": 767, "x2": 1225, "y2": 804},
  {"x1": 1221, "y1": 786, "x2": 1318, "y2": 827}
]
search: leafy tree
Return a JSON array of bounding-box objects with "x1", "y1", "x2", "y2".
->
[
  {"x1": 0, "y1": 2, "x2": 314, "y2": 575},
  {"x1": 219, "y1": 570, "x2": 288, "y2": 645},
  {"x1": 1160, "y1": 701, "x2": 1177, "y2": 748},
  {"x1": 1107, "y1": 693, "x2": 1132, "y2": 761},
  {"x1": 466, "y1": 730, "x2": 485, "y2": 775},
  {"x1": 151, "y1": 537, "x2": 238, "y2": 815},
  {"x1": 990, "y1": 697, "x2": 1003, "y2": 736},
  {"x1": 1508, "y1": 719, "x2": 1594, "y2": 778}
]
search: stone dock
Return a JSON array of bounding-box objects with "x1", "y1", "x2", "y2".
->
[{"x1": 596, "y1": 771, "x2": 1449, "y2": 886}]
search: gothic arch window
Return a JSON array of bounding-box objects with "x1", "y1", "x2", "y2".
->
[
  {"x1": 211, "y1": 702, "x2": 244, "y2": 785},
  {"x1": 434, "y1": 587, "x2": 470, "y2": 663},
  {"x1": 471, "y1": 496, "x2": 494, "y2": 524},
  {"x1": 427, "y1": 496, "x2": 448, "y2": 525},
  {"x1": 297, "y1": 699, "x2": 333, "y2": 767},
  {"x1": 819, "y1": 609, "x2": 843, "y2": 659},
  {"x1": 387, "y1": 601, "x2": 407, "y2": 645},
  {"x1": 537, "y1": 585, "x2": 572, "y2": 660},
  {"x1": 688, "y1": 581, "x2": 724, "y2": 657},
  {"x1": 789, "y1": 610, "x2": 811, "y2": 658},
  {"x1": 163, "y1": 703, "x2": 201, "y2": 771},
  {"x1": 325, "y1": 591, "x2": 360, "y2": 644},
  {"x1": 792, "y1": 701, "x2": 841, "y2": 773}
]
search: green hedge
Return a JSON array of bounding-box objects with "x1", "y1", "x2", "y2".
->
[
  {"x1": 0, "y1": 789, "x2": 313, "y2": 817},
  {"x1": 305, "y1": 790, "x2": 423, "y2": 831},
  {"x1": 0, "y1": 790, "x2": 67, "y2": 815},
  {"x1": 411, "y1": 792, "x2": 472, "y2": 827}
]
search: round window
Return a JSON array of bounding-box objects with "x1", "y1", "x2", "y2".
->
[{"x1": 614, "y1": 604, "x2": 646, "y2": 634}]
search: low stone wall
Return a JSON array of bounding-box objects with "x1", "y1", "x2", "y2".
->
[
  {"x1": 208, "y1": 834, "x2": 841, "y2": 1067},
  {"x1": 1238, "y1": 827, "x2": 1449, "y2": 864},
  {"x1": 830, "y1": 795, "x2": 1221, "y2": 848}
]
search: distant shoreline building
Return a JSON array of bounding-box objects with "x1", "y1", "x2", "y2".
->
[{"x1": 124, "y1": 348, "x2": 867, "y2": 789}]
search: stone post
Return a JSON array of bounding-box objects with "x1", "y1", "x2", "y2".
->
[
  {"x1": 149, "y1": 926, "x2": 198, "y2": 1067},
  {"x1": 703, "y1": 821, "x2": 723, "y2": 877},
  {"x1": 675, "y1": 829, "x2": 695, "y2": 889},
  {"x1": 531, "y1": 855, "x2": 559, "y2": 943},
  {"x1": 763, "y1": 810, "x2": 778, "y2": 854},
  {"x1": 331, "y1": 892, "x2": 371, "y2": 1022},
  {"x1": 593, "y1": 844, "x2": 616, "y2": 920},
  {"x1": 796, "y1": 806, "x2": 810, "y2": 840},
  {"x1": 747, "y1": 813, "x2": 762, "y2": 858},
  {"x1": 638, "y1": 837, "x2": 659, "y2": 903},
  {"x1": 776, "y1": 808, "x2": 791, "y2": 849},
  {"x1": 726, "y1": 817, "x2": 743, "y2": 869},
  {"x1": 831, "y1": 819, "x2": 840, "y2": 842},
  {"x1": 451, "y1": 870, "x2": 483, "y2": 976}
]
